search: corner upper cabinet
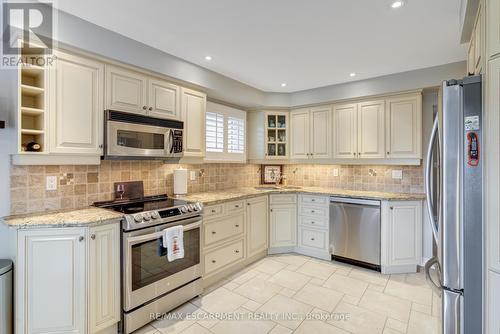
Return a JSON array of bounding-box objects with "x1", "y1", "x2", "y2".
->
[
  {"x1": 148, "y1": 78, "x2": 180, "y2": 120},
  {"x1": 181, "y1": 87, "x2": 206, "y2": 158},
  {"x1": 105, "y1": 65, "x2": 147, "y2": 114},
  {"x1": 333, "y1": 103, "x2": 358, "y2": 159},
  {"x1": 49, "y1": 51, "x2": 104, "y2": 155},
  {"x1": 385, "y1": 94, "x2": 422, "y2": 159},
  {"x1": 357, "y1": 100, "x2": 385, "y2": 159}
]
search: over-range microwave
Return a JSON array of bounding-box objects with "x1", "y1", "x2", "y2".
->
[{"x1": 103, "y1": 110, "x2": 184, "y2": 160}]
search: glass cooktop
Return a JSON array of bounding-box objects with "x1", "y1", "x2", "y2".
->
[{"x1": 94, "y1": 195, "x2": 189, "y2": 214}]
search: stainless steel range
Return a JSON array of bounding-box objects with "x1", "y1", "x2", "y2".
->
[{"x1": 94, "y1": 182, "x2": 203, "y2": 334}]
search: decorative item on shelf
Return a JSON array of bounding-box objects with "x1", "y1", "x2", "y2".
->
[
  {"x1": 277, "y1": 144, "x2": 286, "y2": 156},
  {"x1": 261, "y1": 164, "x2": 283, "y2": 185},
  {"x1": 25, "y1": 141, "x2": 41, "y2": 152},
  {"x1": 268, "y1": 117, "x2": 276, "y2": 128}
]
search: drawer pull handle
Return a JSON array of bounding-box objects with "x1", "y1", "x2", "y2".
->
[
  {"x1": 311, "y1": 210, "x2": 315, "y2": 213},
  {"x1": 211, "y1": 209, "x2": 216, "y2": 213},
  {"x1": 235, "y1": 250, "x2": 240, "y2": 253},
  {"x1": 235, "y1": 205, "x2": 240, "y2": 208},
  {"x1": 311, "y1": 199, "x2": 315, "y2": 202},
  {"x1": 235, "y1": 224, "x2": 240, "y2": 227},
  {"x1": 211, "y1": 260, "x2": 216, "y2": 263},
  {"x1": 311, "y1": 238, "x2": 315, "y2": 241},
  {"x1": 311, "y1": 221, "x2": 315, "y2": 224},
  {"x1": 211, "y1": 231, "x2": 216, "y2": 234}
]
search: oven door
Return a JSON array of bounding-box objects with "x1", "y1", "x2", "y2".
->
[
  {"x1": 107, "y1": 120, "x2": 174, "y2": 159},
  {"x1": 123, "y1": 218, "x2": 201, "y2": 311}
]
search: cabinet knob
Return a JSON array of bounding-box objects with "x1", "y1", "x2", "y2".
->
[
  {"x1": 235, "y1": 205, "x2": 239, "y2": 208},
  {"x1": 235, "y1": 224, "x2": 240, "y2": 228},
  {"x1": 90, "y1": 234, "x2": 96, "y2": 240},
  {"x1": 247, "y1": 203, "x2": 250, "y2": 206},
  {"x1": 99, "y1": 144, "x2": 103, "y2": 149},
  {"x1": 311, "y1": 199, "x2": 315, "y2": 202},
  {"x1": 353, "y1": 152, "x2": 356, "y2": 156},
  {"x1": 211, "y1": 231, "x2": 216, "y2": 235},
  {"x1": 211, "y1": 260, "x2": 216, "y2": 263},
  {"x1": 79, "y1": 236, "x2": 84, "y2": 242},
  {"x1": 311, "y1": 238, "x2": 315, "y2": 241},
  {"x1": 270, "y1": 208, "x2": 273, "y2": 212},
  {"x1": 311, "y1": 210, "x2": 315, "y2": 213},
  {"x1": 211, "y1": 209, "x2": 216, "y2": 213},
  {"x1": 142, "y1": 106, "x2": 147, "y2": 110},
  {"x1": 148, "y1": 107, "x2": 153, "y2": 111},
  {"x1": 390, "y1": 206, "x2": 394, "y2": 210},
  {"x1": 235, "y1": 250, "x2": 240, "y2": 254},
  {"x1": 387, "y1": 152, "x2": 390, "y2": 155},
  {"x1": 311, "y1": 221, "x2": 315, "y2": 224}
]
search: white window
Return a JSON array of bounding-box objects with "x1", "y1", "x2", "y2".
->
[{"x1": 205, "y1": 102, "x2": 246, "y2": 162}]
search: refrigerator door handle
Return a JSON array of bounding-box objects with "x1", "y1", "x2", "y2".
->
[
  {"x1": 425, "y1": 256, "x2": 442, "y2": 296},
  {"x1": 425, "y1": 116, "x2": 440, "y2": 242}
]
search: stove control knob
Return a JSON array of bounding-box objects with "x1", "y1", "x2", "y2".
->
[
  {"x1": 133, "y1": 214, "x2": 143, "y2": 223},
  {"x1": 142, "y1": 213, "x2": 151, "y2": 221},
  {"x1": 195, "y1": 203, "x2": 203, "y2": 211},
  {"x1": 151, "y1": 212, "x2": 160, "y2": 219},
  {"x1": 189, "y1": 204, "x2": 196, "y2": 212}
]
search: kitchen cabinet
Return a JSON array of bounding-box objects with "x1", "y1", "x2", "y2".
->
[
  {"x1": 265, "y1": 111, "x2": 288, "y2": 158},
  {"x1": 468, "y1": 37, "x2": 476, "y2": 75},
  {"x1": 246, "y1": 196, "x2": 269, "y2": 257},
  {"x1": 88, "y1": 224, "x2": 120, "y2": 334},
  {"x1": 333, "y1": 103, "x2": 358, "y2": 159},
  {"x1": 14, "y1": 223, "x2": 121, "y2": 334},
  {"x1": 290, "y1": 106, "x2": 331, "y2": 160},
  {"x1": 488, "y1": 0, "x2": 500, "y2": 58},
  {"x1": 381, "y1": 200, "x2": 422, "y2": 274},
  {"x1": 357, "y1": 100, "x2": 385, "y2": 159},
  {"x1": 333, "y1": 100, "x2": 385, "y2": 160},
  {"x1": 296, "y1": 195, "x2": 330, "y2": 260},
  {"x1": 49, "y1": 51, "x2": 104, "y2": 155},
  {"x1": 105, "y1": 65, "x2": 147, "y2": 114},
  {"x1": 385, "y1": 94, "x2": 422, "y2": 159},
  {"x1": 487, "y1": 270, "x2": 500, "y2": 333},
  {"x1": 269, "y1": 195, "x2": 297, "y2": 251},
  {"x1": 105, "y1": 65, "x2": 181, "y2": 120},
  {"x1": 17, "y1": 228, "x2": 87, "y2": 334},
  {"x1": 181, "y1": 87, "x2": 206, "y2": 158}
]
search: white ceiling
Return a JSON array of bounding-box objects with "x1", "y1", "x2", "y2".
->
[{"x1": 56, "y1": 0, "x2": 466, "y2": 93}]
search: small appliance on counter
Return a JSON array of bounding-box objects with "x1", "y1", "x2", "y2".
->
[{"x1": 174, "y1": 167, "x2": 188, "y2": 196}]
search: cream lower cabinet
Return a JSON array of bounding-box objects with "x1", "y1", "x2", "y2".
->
[
  {"x1": 181, "y1": 88, "x2": 206, "y2": 158},
  {"x1": 487, "y1": 270, "x2": 500, "y2": 333},
  {"x1": 381, "y1": 200, "x2": 422, "y2": 274},
  {"x1": 290, "y1": 106, "x2": 331, "y2": 160},
  {"x1": 269, "y1": 194, "x2": 297, "y2": 251},
  {"x1": 246, "y1": 196, "x2": 269, "y2": 257},
  {"x1": 49, "y1": 50, "x2": 104, "y2": 155},
  {"x1": 15, "y1": 223, "x2": 120, "y2": 334},
  {"x1": 297, "y1": 195, "x2": 330, "y2": 260}
]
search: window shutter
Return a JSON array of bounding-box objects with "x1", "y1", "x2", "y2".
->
[
  {"x1": 227, "y1": 116, "x2": 245, "y2": 154},
  {"x1": 206, "y1": 112, "x2": 224, "y2": 152}
]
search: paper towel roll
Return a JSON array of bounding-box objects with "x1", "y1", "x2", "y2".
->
[{"x1": 174, "y1": 168, "x2": 188, "y2": 195}]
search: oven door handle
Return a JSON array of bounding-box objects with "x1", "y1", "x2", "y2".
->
[{"x1": 127, "y1": 221, "x2": 201, "y2": 246}]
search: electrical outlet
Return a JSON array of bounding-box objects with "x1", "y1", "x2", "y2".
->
[
  {"x1": 190, "y1": 171, "x2": 196, "y2": 181},
  {"x1": 392, "y1": 170, "x2": 403, "y2": 179},
  {"x1": 46, "y1": 176, "x2": 58, "y2": 190},
  {"x1": 333, "y1": 168, "x2": 339, "y2": 177}
]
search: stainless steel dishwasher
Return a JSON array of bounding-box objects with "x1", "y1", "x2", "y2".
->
[{"x1": 329, "y1": 197, "x2": 381, "y2": 271}]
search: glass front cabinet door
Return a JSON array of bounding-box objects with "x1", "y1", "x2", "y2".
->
[{"x1": 265, "y1": 112, "x2": 288, "y2": 159}]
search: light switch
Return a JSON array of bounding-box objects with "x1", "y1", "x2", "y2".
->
[
  {"x1": 46, "y1": 176, "x2": 58, "y2": 190},
  {"x1": 392, "y1": 170, "x2": 403, "y2": 179},
  {"x1": 333, "y1": 168, "x2": 339, "y2": 177},
  {"x1": 190, "y1": 171, "x2": 196, "y2": 181}
]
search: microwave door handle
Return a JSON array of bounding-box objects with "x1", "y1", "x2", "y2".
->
[
  {"x1": 164, "y1": 129, "x2": 171, "y2": 155},
  {"x1": 425, "y1": 116, "x2": 440, "y2": 243},
  {"x1": 169, "y1": 130, "x2": 175, "y2": 153}
]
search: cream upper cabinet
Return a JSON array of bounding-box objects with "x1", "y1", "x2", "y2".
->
[
  {"x1": 270, "y1": 204, "x2": 297, "y2": 248},
  {"x1": 88, "y1": 224, "x2": 120, "y2": 334},
  {"x1": 290, "y1": 109, "x2": 310, "y2": 159},
  {"x1": 105, "y1": 65, "x2": 147, "y2": 114},
  {"x1": 381, "y1": 201, "x2": 422, "y2": 273},
  {"x1": 246, "y1": 196, "x2": 269, "y2": 257},
  {"x1": 50, "y1": 51, "x2": 104, "y2": 155},
  {"x1": 357, "y1": 100, "x2": 385, "y2": 159},
  {"x1": 488, "y1": 0, "x2": 500, "y2": 58},
  {"x1": 181, "y1": 87, "x2": 206, "y2": 158},
  {"x1": 17, "y1": 228, "x2": 87, "y2": 334},
  {"x1": 333, "y1": 103, "x2": 358, "y2": 159},
  {"x1": 385, "y1": 94, "x2": 422, "y2": 159},
  {"x1": 148, "y1": 78, "x2": 181, "y2": 120}
]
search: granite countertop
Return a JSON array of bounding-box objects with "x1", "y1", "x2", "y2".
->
[
  {"x1": 1, "y1": 207, "x2": 123, "y2": 229},
  {"x1": 179, "y1": 186, "x2": 426, "y2": 206}
]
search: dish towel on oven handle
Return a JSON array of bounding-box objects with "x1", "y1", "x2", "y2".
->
[{"x1": 162, "y1": 225, "x2": 184, "y2": 262}]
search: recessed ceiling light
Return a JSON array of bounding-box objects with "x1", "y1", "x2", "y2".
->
[
  {"x1": 204, "y1": 56, "x2": 212, "y2": 61},
  {"x1": 391, "y1": 1, "x2": 404, "y2": 9},
  {"x1": 281, "y1": 83, "x2": 287, "y2": 87},
  {"x1": 349, "y1": 72, "x2": 356, "y2": 77}
]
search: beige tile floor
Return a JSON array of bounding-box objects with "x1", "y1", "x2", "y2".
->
[{"x1": 134, "y1": 254, "x2": 442, "y2": 334}]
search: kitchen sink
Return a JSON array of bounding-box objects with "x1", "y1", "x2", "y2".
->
[{"x1": 254, "y1": 186, "x2": 302, "y2": 190}]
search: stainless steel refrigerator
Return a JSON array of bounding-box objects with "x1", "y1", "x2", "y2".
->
[{"x1": 424, "y1": 75, "x2": 483, "y2": 334}]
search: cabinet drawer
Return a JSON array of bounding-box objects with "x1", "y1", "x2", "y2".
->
[
  {"x1": 300, "y1": 195, "x2": 328, "y2": 206},
  {"x1": 300, "y1": 206, "x2": 329, "y2": 218},
  {"x1": 204, "y1": 204, "x2": 223, "y2": 217},
  {"x1": 270, "y1": 194, "x2": 297, "y2": 205},
  {"x1": 299, "y1": 216, "x2": 328, "y2": 229},
  {"x1": 204, "y1": 239, "x2": 244, "y2": 275},
  {"x1": 224, "y1": 200, "x2": 245, "y2": 213},
  {"x1": 204, "y1": 214, "x2": 244, "y2": 246},
  {"x1": 299, "y1": 228, "x2": 328, "y2": 251}
]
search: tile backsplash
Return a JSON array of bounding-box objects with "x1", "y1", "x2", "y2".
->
[{"x1": 9, "y1": 162, "x2": 423, "y2": 215}]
